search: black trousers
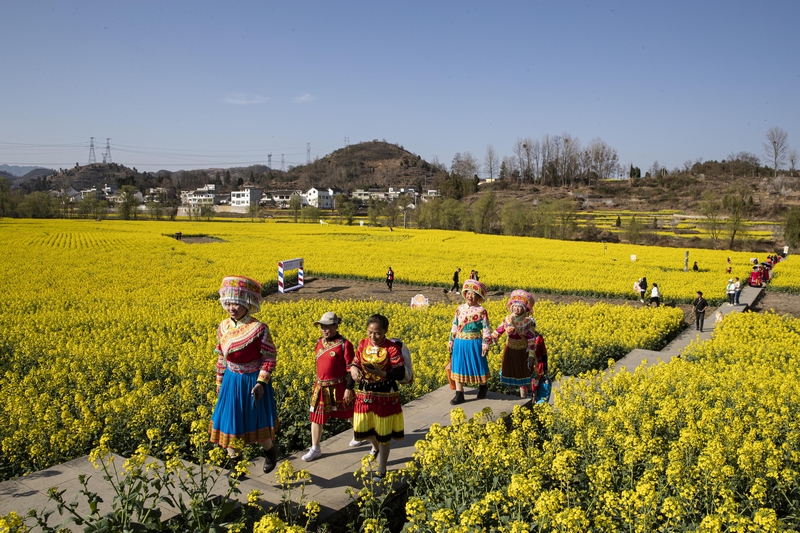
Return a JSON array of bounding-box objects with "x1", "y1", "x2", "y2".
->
[{"x1": 695, "y1": 311, "x2": 705, "y2": 331}]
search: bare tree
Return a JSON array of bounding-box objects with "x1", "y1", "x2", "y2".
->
[
  {"x1": 649, "y1": 161, "x2": 665, "y2": 177},
  {"x1": 586, "y1": 138, "x2": 619, "y2": 182},
  {"x1": 513, "y1": 139, "x2": 528, "y2": 184},
  {"x1": 723, "y1": 182, "x2": 752, "y2": 249},
  {"x1": 451, "y1": 152, "x2": 480, "y2": 180},
  {"x1": 699, "y1": 192, "x2": 723, "y2": 249},
  {"x1": 484, "y1": 145, "x2": 499, "y2": 180},
  {"x1": 529, "y1": 139, "x2": 541, "y2": 183},
  {"x1": 763, "y1": 126, "x2": 789, "y2": 176},
  {"x1": 500, "y1": 155, "x2": 518, "y2": 181},
  {"x1": 789, "y1": 149, "x2": 798, "y2": 177},
  {"x1": 558, "y1": 134, "x2": 581, "y2": 187}
]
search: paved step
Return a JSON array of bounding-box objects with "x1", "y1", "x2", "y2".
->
[{"x1": 0, "y1": 386, "x2": 529, "y2": 531}]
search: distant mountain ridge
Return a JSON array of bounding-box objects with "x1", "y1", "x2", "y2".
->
[{"x1": 0, "y1": 164, "x2": 50, "y2": 178}]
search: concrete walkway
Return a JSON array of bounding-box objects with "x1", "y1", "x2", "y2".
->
[
  {"x1": 614, "y1": 284, "x2": 762, "y2": 370},
  {"x1": 0, "y1": 386, "x2": 529, "y2": 531}
]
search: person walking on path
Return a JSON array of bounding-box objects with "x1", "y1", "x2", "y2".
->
[
  {"x1": 692, "y1": 291, "x2": 709, "y2": 332},
  {"x1": 649, "y1": 283, "x2": 660, "y2": 307},
  {"x1": 450, "y1": 268, "x2": 461, "y2": 293},
  {"x1": 639, "y1": 277, "x2": 648, "y2": 303},
  {"x1": 448, "y1": 280, "x2": 492, "y2": 405},
  {"x1": 210, "y1": 276, "x2": 279, "y2": 474},
  {"x1": 726, "y1": 279, "x2": 736, "y2": 305},
  {"x1": 385, "y1": 267, "x2": 394, "y2": 292},
  {"x1": 301, "y1": 312, "x2": 360, "y2": 462},
  {"x1": 734, "y1": 277, "x2": 742, "y2": 305},
  {"x1": 349, "y1": 314, "x2": 405, "y2": 482},
  {"x1": 491, "y1": 290, "x2": 537, "y2": 398}
]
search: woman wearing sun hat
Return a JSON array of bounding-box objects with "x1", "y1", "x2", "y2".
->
[
  {"x1": 447, "y1": 279, "x2": 493, "y2": 405},
  {"x1": 301, "y1": 311, "x2": 360, "y2": 462},
  {"x1": 209, "y1": 276, "x2": 280, "y2": 474},
  {"x1": 491, "y1": 289, "x2": 537, "y2": 398}
]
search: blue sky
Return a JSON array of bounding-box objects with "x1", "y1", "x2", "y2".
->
[{"x1": 1, "y1": 0, "x2": 798, "y2": 174}]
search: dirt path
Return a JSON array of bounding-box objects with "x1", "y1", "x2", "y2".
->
[{"x1": 264, "y1": 277, "x2": 800, "y2": 320}]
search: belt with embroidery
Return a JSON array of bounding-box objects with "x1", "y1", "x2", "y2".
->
[
  {"x1": 316, "y1": 376, "x2": 347, "y2": 386},
  {"x1": 226, "y1": 360, "x2": 262, "y2": 374}
]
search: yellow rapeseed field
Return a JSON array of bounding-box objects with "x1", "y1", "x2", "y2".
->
[
  {"x1": 404, "y1": 312, "x2": 800, "y2": 532},
  {"x1": 0, "y1": 219, "x2": 688, "y2": 480}
]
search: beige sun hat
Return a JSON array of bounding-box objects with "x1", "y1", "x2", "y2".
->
[{"x1": 314, "y1": 312, "x2": 342, "y2": 326}]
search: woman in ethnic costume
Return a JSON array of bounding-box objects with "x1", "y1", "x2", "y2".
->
[
  {"x1": 209, "y1": 276, "x2": 279, "y2": 474},
  {"x1": 491, "y1": 289, "x2": 537, "y2": 398},
  {"x1": 448, "y1": 279, "x2": 492, "y2": 405},
  {"x1": 301, "y1": 311, "x2": 361, "y2": 462},
  {"x1": 350, "y1": 314, "x2": 405, "y2": 481}
]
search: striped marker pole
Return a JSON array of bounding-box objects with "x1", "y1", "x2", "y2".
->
[{"x1": 278, "y1": 258, "x2": 304, "y2": 293}]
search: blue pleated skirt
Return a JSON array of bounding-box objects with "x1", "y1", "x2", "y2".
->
[
  {"x1": 450, "y1": 338, "x2": 490, "y2": 385},
  {"x1": 210, "y1": 369, "x2": 278, "y2": 448}
]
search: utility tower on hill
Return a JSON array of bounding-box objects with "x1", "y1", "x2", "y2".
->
[
  {"x1": 102, "y1": 138, "x2": 112, "y2": 164},
  {"x1": 267, "y1": 153, "x2": 272, "y2": 169},
  {"x1": 88, "y1": 137, "x2": 96, "y2": 165},
  {"x1": 307, "y1": 142, "x2": 311, "y2": 164}
]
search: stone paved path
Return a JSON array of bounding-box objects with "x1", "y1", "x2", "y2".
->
[{"x1": 0, "y1": 387, "x2": 529, "y2": 531}]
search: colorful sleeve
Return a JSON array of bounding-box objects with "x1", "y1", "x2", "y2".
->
[
  {"x1": 491, "y1": 317, "x2": 507, "y2": 342},
  {"x1": 448, "y1": 309, "x2": 459, "y2": 350},
  {"x1": 215, "y1": 344, "x2": 225, "y2": 390},
  {"x1": 257, "y1": 325, "x2": 277, "y2": 383},
  {"x1": 343, "y1": 339, "x2": 356, "y2": 389},
  {"x1": 388, "y1": 343, "x2": 405, "y2": 369},
  {"x1": 480, "y1": 308, "x2": 491, "y2": 351},
  {"x1": 343, "y1": 339, "x2": 356, "y2": 367},
  {"x1": 351, "y1": 339, "x2": 364, "y2": 370}
]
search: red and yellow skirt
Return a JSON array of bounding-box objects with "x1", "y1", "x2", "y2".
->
[{"x1": 352, "y1": 390, "x2": 404, "y2": 444}]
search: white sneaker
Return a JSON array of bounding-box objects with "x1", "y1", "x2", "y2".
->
[
  {"x1": 349, "y1": 438, "x2": 365, "y2": 447},
  {"x1": 301, "y1": 447, "x2": 322, "y2": 461}
]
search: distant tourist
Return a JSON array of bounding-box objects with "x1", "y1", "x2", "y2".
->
[
  {"x1": 726, "y1": 279, "x2": 736, "y2": 305},
  {"x1": 639, "y1": 277, "x2": 648, "y2": 303},
  {"x1": 734, "y1": 277, "x2": 742, "y2": 305},
  {"x1": 450, "y1": 267, "x2": 461, "y2": 293},
  {"x1": 649, "y1": 283, "x2": 660, "y2": 307},
  {"x1": 692, "y1": 291, "x2": 708, "y2": 332},
  {"x1": 748, "y1": 265, "x2": 762, "y2": 287},
  {"x1": 386, "y1": 267, "x2": 394, "y2": 292},
  {"x1": 692, "y1": 261, "x2": 699, "y2": 272}
]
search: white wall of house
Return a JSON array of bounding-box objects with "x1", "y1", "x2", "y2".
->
[
  {"x1": 306, "y1": 187, "x2": 333, "y2": 209},
  {"x1": 231, "y1": 188, "x2": 262, "y2": 207}
]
